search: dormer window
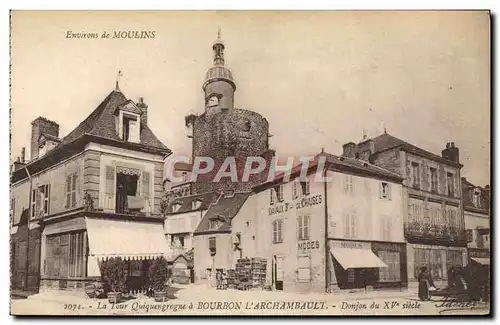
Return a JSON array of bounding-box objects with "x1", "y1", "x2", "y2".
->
[
  {"x1": 472, "y1": 189, "x2": 482, "y2": 207},
  {"x1": 115, "y1": 100, "x2": 142, "y2": 143},
  {"x1": 192, "y1": 199, "x2": 202, "y2": 210},
  {"x1": 122, "y1": 114, "x2": 139, "y2": 142},
  {"x1": 172, "y1": 202, "x2": 182, "y2": 213}
]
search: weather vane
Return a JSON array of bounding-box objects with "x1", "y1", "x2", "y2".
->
[{"x1": 116, "y1": 70, "x2": 123, "y2": 90}]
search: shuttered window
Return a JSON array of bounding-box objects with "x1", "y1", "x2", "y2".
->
[
  {"x1": 298, "y1": 215, "x2": 310, "y2": 240},
  {"x1": 45, "y1": 231, "x2": 87, "y2": 278},
  {"x1": 65, "y1": 174, "x2": 78, "y2": 209},
  {"x1": 273, "y1": 220, "x2": 283, "y2": 243}
]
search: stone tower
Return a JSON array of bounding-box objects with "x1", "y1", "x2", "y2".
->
[{"x1": 186, "y1": 31, "x2": 274, "y2": 195}]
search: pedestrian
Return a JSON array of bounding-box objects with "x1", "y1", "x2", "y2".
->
[
  {"x1": 216, "y1": 270, "x2": 222, "y2": 290},
  {"x1": 418, "y1": 267, "x2": 435, "y2": 301}
]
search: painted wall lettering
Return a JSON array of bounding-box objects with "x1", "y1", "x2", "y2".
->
[{"x1": 298, "y1": 240, "x2": 320, "y2": 251}]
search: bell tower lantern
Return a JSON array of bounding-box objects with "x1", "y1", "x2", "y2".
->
[{"x1": 202, "y1": 29, "x2": 236, "y2": 113}]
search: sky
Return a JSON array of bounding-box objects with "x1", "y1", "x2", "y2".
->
[{"x1": 10, "y1": 10, "x2": 490, "y2": 186}]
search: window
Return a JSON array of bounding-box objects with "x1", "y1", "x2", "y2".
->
[
  {"x1": 65, "y1": 174, "x2": 78, "y2": 209},
  {"x1": 413, "y1": 249, "x2": 443, "y2": 279},
  {"x1": 208, "y1": 237, "x2": 216, "y2": 254},
  {"x1": 172, "y1": 203, "x2": 182, "y2": 213},
  {"x1": 355, "y1": 153, "x2": 360, "y2": 159},
  {"x1": 472, "y1": 189, "x2": 481, "y2": 207},
  {"x1": 192, "y1": 199, "x2": 202, "y2": 210},
  {"x1": 272, "y1": 220, "x2": 283, "y2": 243},
  {"x1": 292, "y1": 181, "x2": 300, "y2": 200},
  {"x1": 181, "y1": 172, "x2": 188, "y2": 182},
  {"x1": 380, "y1": 217, "x2": 392, "y2": 241},
  {"x1": 10, "y1": 197, "x2": 15, "y2": 224},
  {"x1": 209, "y1": 220, "x2": 220, "y2": 230},
  {"x1": 447, "y1": 250, "x2": 463, "y2": 269},
  {"x1": 411, "y1": 162, "x2": 420, "y2": 189},
  {"x1": 276, "y1": 185, "x2": 284, "y2": 202},
  {"x1": 298, "y1": 215, "x2": 310, "y2": 240},
  {"x1": 430, "y1": 167, "x2": 438, "y2": 193},
  {"x1": 31, "y1": 189, "x2": 36, "y2": 219},
  {"x1": 207, "y1": 95, "x2": 219, "y2": 107},
  {"x1": 378, "y1": 251, "x2": 401, "y2": 282},
  {"x1": 446, "y1": 209, "x2": 458, "y2": 227},
  {"x1": 343, "y1": 213, "x2": 357, "y2": 238},
  {"x1": 409, "y1": 203, "x2": 424, "y2": 222},
  {"x1": 39, "y1": 184, "x2": 51, "y2": 216},
  {"x1": 297, "y1": 255, "x2": 311, "y2": 282},
  {"x1": 343, "y1": 175, "x2": 354, "y2": 193},
  {"x1": 242, "y1": 119, "x2": 251, "y2": 132},
  {"x1": 129, "y1": 260, "x2": 142, "y2": 277},
  {"x1": 446, "y1": 172, "x2": 455, "y2": 197},
  {"x1": 380, "y1": 182, "x2": 391, "y2": 199},
  {"x1": 466, "y1": 229, "x2": 473, "y2": 242},
  {"x1": 171, "y1": 235, "x2": 185, "y2": 248},
  {"x1": 45, "y1": 231, "x2": 86, "y2": 278},
  {"x1": 300, "y1": 181, "x2": 310, "y2": 196}
]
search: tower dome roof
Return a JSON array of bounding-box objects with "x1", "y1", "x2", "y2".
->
[{"x1": 203, "y1": 65, "x2": 235, "y2": 91}]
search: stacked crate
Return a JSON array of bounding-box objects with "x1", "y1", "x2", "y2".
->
[
  {"x1": 226, "y1": 269, "x2": 237, "y2": 289},
  {"x1": 251, "y1": 257, "x2": 267, "y2": 288},
  {"x1": 235, "y1": 257, "x2": 267, "y2": 290},
  {"x1": 235, "y1": 258, "x2": 252, "y2": 290}
]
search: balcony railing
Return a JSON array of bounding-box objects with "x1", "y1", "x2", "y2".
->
[
  {"x1": 83, "y1": 191, "x2": 154, "y2": 216},
  {"x1": 404, "y1": 221, "x2": 467, "y2": 245}
]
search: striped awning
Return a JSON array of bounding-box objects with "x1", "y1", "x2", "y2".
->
[
  {"x1": 330, "y1": 247, "x2": 388, "y2": 269},
  {"x1": 85, "y1": 217, "x2": 169, "y2": 261}
]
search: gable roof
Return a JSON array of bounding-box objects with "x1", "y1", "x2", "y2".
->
[
  {"x1": 60, "y1": 89, "x2": 169, "y2": 151},
  {"x1": 370, "y1": 133, "x2": 461, "y2": 167},
  {"x1": 194, "y1": 192, "x2": 251, "y2": 234},
  {"x1": 461, "y1": 178, "x2": 490, "y2": 214}
]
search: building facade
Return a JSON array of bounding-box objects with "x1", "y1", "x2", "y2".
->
[
  {"x1": 461, "y1": 177, "x2": 490, "y2": 265},
  {"x1": 193, "y1": 153, "x2": 406, "y2": 293},
  {"x1": 11, "y1": 87, "x2": 171, "y2": 293},
  {"x1": 342, "y1": 133, "x2": 467, "y2": 287}
]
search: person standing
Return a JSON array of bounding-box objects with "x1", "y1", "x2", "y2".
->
[{"x1": 418, "y1": 267, "x2": 435, "y2": 301}]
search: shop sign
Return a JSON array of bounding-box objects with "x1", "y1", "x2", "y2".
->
[
  {"x1": 298, "y1": 240, "x2": 320, "y2": 251},
  {"x1": 469, "y1": 249, "x2": 489, "y2": 258},
  {"x1": 330, "y1": 240, "x2": 371, "y2": 250},
  {"x1": 268, "y1": 194, "x2": 323, "y2": 216},
  {"x1": 295, "y1": 194, "x2": 323, "y2": 210}
]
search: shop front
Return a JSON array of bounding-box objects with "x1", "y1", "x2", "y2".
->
[
  {"x1": 40, "y1": 214, "x2": 171, "y2": 293},
  {"x1": 328, "y1": 240, "x2": 407, "y2": 291}
]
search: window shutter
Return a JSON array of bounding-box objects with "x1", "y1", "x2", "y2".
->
[
  {"x1": 71, "y1": 174, "x2": 78, "y2": 207},
  {"x1": 272, "y1": 221, "x2": 276, "y2": 243},
  {"x1": 292, "y1": 182, "x2": 298, "y2": 199},
  {"x1": 278, "y1": 221, "x2": 283, "y2": 242},
  {"x1": 142, "y1": 171, "x2": 150, "y2": 198},
  {"x1": 35, "y1": 188, "x2": 41, "y2": 217},
  {"x1": 65, "y1": 176, "x2": 71, "y2": 208},
  {"x1": 378, "y1": 183, "x2": 383, "y2": 198},
  {"x1": 304, "y1": 216, "x2": 310, "y2": 239},
  {"x1": 388, "y1": 183, "x2": 392, "y2": 199},
  {"x1": 298, "y1": 216, "x2": 302, "y2": 240},
  {"x1": 105, "y1": 166, "x2": 115, "y2": 195}
]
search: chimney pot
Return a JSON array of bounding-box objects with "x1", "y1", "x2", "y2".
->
[
  {"x1": 451, "y1": 142, "x2": 455, "y2": 148},
  {"x1": 21, "y1": 147, "x2": 26, "y2": 163},
  {"x1": 446, "y1": 142, "x2": 450, "y2": 149}
]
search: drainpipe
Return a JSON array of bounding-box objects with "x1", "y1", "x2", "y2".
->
[
  {"x1": 323, "y1": 163, "x2": 330, "y2": 293},
  {"x1": 25, "y1": 166, "x2": 33, "y2": 291}
]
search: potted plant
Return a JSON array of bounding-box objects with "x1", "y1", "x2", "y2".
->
[
  {"x1": 101, "y1": 257, "x2": 128, "y2": 303},
  {"x1": 149, "y1": 256, "x2": 169, "y2": 302}
]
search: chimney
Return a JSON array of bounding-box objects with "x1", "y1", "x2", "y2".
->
[
  {"x1": 342, "y1": 142, "x2": 356, "y2": 158},
  {"x1": 13, "y1": 156, "x2": 25, "y2": 172},
  {"x1": 21, "y1": 147, "x2": 25, "y2": 163},
  {"x1": 356, "y1": 138, "x2": 375, "y2": 162},
  {"x1": 442, "y1": 141, "x2": 460, "y2": 164},
  {"x1": 30, "y1": 117, "x2": 59, "y2": 161},
  {"x1": 137, "y1": 97, "x2": 148, "y2": 126}
]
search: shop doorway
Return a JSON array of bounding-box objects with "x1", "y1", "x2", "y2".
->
[{"x1": 273, "y1": 255, "x2": 284, "y2": 291}]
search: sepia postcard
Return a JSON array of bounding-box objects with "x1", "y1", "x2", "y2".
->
[{"x1": 9, "y1": 10, "x2": 491, "y2": 316}]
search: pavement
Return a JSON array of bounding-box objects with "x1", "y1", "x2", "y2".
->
[{"x1": 10, "y1": 283, "x2": 490, "y2": 316}]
